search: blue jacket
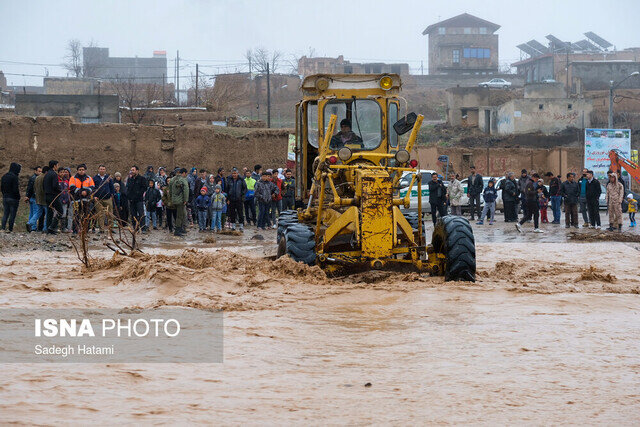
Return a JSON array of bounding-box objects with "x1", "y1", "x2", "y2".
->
[
  {"x1": 482, "y1": 185, "x2": 498, "y2": 203},
  {"x1": 93, "y1": 174, "x2": 115, "y2": 200},
  {"x1": 195, "y1": 194, "x2": 211, "y2": 211}
]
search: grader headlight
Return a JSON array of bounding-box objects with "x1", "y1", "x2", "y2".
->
[
  {"x1": 315, "y1": 77, "x2": 329, "y2": 91},
  {"x1": 395, "y1": 149, "x2": 410, "y2": 163},
  {"x1": 379, "y1": 75, "x2": 393, "y2": 90},
  {"x1": 338, "y1": 147, "x2": 352, "y2": 162}
]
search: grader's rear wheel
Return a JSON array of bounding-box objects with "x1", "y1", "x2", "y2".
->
[{"x1": 432, "y1": 216, "x2": 476, "y2": 282}]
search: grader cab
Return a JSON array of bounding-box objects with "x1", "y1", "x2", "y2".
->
[{"x1": 276, "y1": 74, "x2": 475, "y2": 281}]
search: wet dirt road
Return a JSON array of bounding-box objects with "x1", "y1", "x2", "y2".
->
[{"x1": 0, "y1": 217, "x2": 639, "y2": 424}]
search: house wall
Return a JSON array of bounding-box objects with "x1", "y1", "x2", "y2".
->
[
  {"x1": 428, "y1": 33, "x2": 499, "y2": 74},
  {"x1": 524, "y1": 82, "x2": 565, "y2": 98},
  {"x1": 0, "y1": 116, "x2": 288, "y2": 174},
  {"x1": 415, "y1": 146, "x2": 584, "y2": 179},
  {"x1": 15, "y1": 94, "x2": 120, "y2": 123},
  {"x1": 496, "y1": 98, "x2": 592, "y2": 134}
]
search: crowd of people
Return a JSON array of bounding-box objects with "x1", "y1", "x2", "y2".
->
[
  {"x1": 438, "y1": 166, "x2": 637, "y2": 233},
  {"x1": 0, "y1": 161, "x2": 296, "y2": 236},
  {"x1": 1, "y1": 160, "x2": 637, "y2": 236}
]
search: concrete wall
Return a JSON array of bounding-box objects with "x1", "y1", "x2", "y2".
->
[
  {"x1": 44, "y1": 78, "x2": 98, "y2": 95},
  {"x1": 524, "y1": 82, "x2": 565, "y2": 98},
  {"x1": 15, "y1": 94, "x2": 120, "y2": 123},
  {"x1": 0, "y1": 116, "x2": 289, "y2": 175},
  {"x1": 495, "y1": 98, "x2": 592, "y2": 135},
  {"x1": 415, "y1": 145, "x2": 584, "y2": 180},
  {"x1": 405, "y1": 74, "x2": 523, "y2": 89},
  {"x1": 570, "y1": 61, "x2": 640, "y2": 91}
]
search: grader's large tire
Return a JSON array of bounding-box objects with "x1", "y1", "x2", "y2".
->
[
  {"x1": 277, "y1": 225, "x2": 316, "y2": 265},
  {"x1": 431, "y1": 215, "x2": 476, "y2": 282}
]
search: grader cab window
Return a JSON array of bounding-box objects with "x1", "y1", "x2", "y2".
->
[
  {"x1": 324, "y1": 99, "x2": 382, "y2": 150},
  {"x1": 307, "y1": 101, "x2": 319, "y2": 148}
]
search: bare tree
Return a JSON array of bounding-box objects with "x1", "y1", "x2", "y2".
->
[
  {"x1": 247, "y1": 47, "x2": 282, "y2": 73},
  {"x1": 111, "y1": 78, "x2": 162, "y2": 124},
  {"x1": 200, "y1": 74, "x2": 248, "y2": 112},
  {"x1": 63, "y1": 39, "x2": 83, "y2": 78}
]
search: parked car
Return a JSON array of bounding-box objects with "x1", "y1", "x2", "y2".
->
[
  {"x1": 460, "y1": 176, "x2": 503, "y2": 212},
  {"x1": 478, "y1": 78, "x2": 511, "y2": 89},
  {"x1": 398, "y1": 170, "x2": 438, "y2": 212},
  {"x1": 541, "y1": 78, "x2": 557, "y2": 83}
]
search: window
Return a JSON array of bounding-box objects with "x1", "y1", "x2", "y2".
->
[
  {"x1": 452, "y1": 49, "x2": 460, "y2": 63},
  {"x1": 464, "y1": 27, "x2": 471, "y2": 34},
  {"x1": 539, "y1": 104, "x2": 544, "y2": 110},
  {"x1": 344, "y1": 66, "x2": 353, "y2": 74},
  {"x1": 479, "y1": 27, "x2": 487, "y2": 34},
  {"x1": 391, "y1": 65, "x2": 401, "y2": 74},
  {"x1": 464, "y1": 48, "x2": 490, "y2": 59},
  {"x1": 388, "y1": 102, "x2": 398, "y2": 148},
  {"x1": 324, "y1": 99, "x2": 382, "y2": 150},
  {"x1": 438, "y1": 27, "x2": 445, "y2": 35},
  {"x1": 307, "y1": 102, "x2": 318, "y2": 147},
  {"x1": 568, "y1": 104, "x2": 572, "y2": 110},
  {"x1": 318, "y1": 61, "x2": 324, "y2": 68}
]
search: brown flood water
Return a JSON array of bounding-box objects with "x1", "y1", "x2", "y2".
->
[{"x1": 0, "y1": 237, "x2": 639, "y2": 424}]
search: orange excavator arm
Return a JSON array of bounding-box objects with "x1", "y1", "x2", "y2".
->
[{"x1": 609, "y1": 149, "x2": 640, "y2": 186}]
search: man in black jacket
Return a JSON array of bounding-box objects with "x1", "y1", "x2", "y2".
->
[
  {"x1": 93, "y1": 164, "x2": 115, "y2": 233},
  {"x1": 1, "y1": 162, "x2": 21, "y2": 232},
  {"x1": 516, "y1": 173, "x2": 542, "y2": 233},
  {"x1": 43, "y1": 160, "x2": 62, "y2": 234},
  {"x1": 226, "y1": 167, "x2": 247, "y2": 231},
  {"x1": 467, "y1": 166, "x2": 483, "y2": 220},
  {"x1": 560, "y1": 172, "x2": 580, "y2": 228},
  {"x1": 24, "y1": 166, "x2": 41, "y2": 229},
  {"x1": 502, "y1": 172, "x2": 519, "y2": 222},
  {"x1": 126, "y1": 165, "x2": 148, "y2": 230},
  {"x1": 427, "y1": 172, "x2": 447, "y2": 224},
  {"x1": 585, "y1": 170, "x2": 602, "y2": 229}
]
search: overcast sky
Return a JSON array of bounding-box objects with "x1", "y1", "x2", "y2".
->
[{"x1": 2, "y1": 0, "x2": 639, "y2": 86}]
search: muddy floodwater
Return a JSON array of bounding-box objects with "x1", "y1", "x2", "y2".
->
[{"x1": 0, "y1": 222, "x2": 639, "y2": 424}]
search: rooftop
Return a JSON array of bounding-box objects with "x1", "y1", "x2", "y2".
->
[{"x1": 422, "y1": 13, "x2": 500, "y2": 35}]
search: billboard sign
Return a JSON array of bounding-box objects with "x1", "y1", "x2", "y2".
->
[{"x1": 584, "y1": 128, "x2": 631, "y2": 180}]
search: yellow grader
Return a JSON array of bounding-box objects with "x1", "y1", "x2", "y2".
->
[{"x1": 276, "y1": 74, "x2": 475, "y2": 281}]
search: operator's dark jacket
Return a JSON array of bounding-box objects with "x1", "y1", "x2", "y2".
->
[
  {"x1": 126, "y1": 174, "x2": 148, "y2": 203},
  {"x1": 225, "y1": 176, "x2": 247, "y2": 201},
  {"x1": 467, "y1": 173, "x2": 483, "y2": 196},
  {"x1": 1, "y1": 162, "x2": 21, "y2": 200}
]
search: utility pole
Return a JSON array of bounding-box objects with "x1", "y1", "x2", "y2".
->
[
  {"x1": 248, "y1": 56, "x2": 252, "y2": 80},
  {"x1": 162, "y1": 73, "x2": 165, "y2": 102},
  {"x1": 176, "y1": 50, "x2": 180, "y2": 105},
  {"x1": 195, "y1": 63, "x2": 199, "y2": 107},
  {"x1": 565, "y1": 42, "x2": 570, "y2": 98},
  {"x1": 421, "y1": 61, "x2": 423, "y2": 75},
  {"x1": 266, "y1": 62, "x2": 271, "y2": 128}
]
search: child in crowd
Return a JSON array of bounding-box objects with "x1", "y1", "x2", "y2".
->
[
  {"x1": 538, "y1": 183, "x2": 549, "y2": 224},
  {"x1": 477, "y1": 178, "x2": 497, "y2": 225},
  {"x1": 210, "y1": 184, "x2": 227, "y2": 232},
  {"x1": 628, "y1": 194, "x2": 638, "y2": 227},
  {"x1": 194, "y1": 186, "x2": 211, "y2": 231},
  {"x1": 144, "y1": 179, "x2": 161, "y2": 230}
]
